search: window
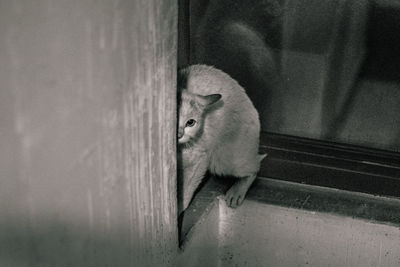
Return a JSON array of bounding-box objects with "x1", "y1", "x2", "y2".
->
[{"x1": 179, "y1": 0, "x2": 400, "y2": 199}]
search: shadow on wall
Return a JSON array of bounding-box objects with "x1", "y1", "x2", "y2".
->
[{"x1": 192, "y1": 0, "x2": 285, "y2": 131}]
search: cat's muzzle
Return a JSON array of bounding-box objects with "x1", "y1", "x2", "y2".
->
[{"x1": 178, "y1": 129, "x2": 184, "y2": 139}]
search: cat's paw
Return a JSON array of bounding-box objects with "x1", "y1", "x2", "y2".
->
[{"x1": 225, "y1": 182, "x2": 248, "y2": 208}]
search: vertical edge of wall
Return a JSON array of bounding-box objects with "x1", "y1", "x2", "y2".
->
[
  {"x1": 130, "y1": 0, "x2": 179, "y2": 266},
  {"x1": 0, "y1": 0, "x2": 178, "y2": 266}
]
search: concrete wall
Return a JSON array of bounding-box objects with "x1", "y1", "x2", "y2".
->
[
  {"x1": 218, "y1": 200, "x2": 400, "y2": 267},
  {"x1": 176, "y1": 200, "x2": 220, "y2": 267},
  {"x1": 0, "y1": 1, "x2": 178, "y2": 266},
  {"x1": 181, "y1": 198, "x2": 400, "y2": 266}
]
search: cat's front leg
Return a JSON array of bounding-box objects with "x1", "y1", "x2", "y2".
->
[
  {"x1": 225, "y1": 174, "x2": 257, "y2": 208},
  {"x1": 180, "y1": 157, "x2": 208, "y2": 213}
]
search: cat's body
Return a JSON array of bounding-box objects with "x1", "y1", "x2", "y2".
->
[{"x1": 178, "y1": 65, "x2": 266, "y2": 213}]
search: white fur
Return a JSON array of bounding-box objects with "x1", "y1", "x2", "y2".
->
[{"x1": 178, "y1": 65, "x2": 266, "y2": 213}]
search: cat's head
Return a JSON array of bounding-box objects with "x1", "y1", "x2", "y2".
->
[{"x1": 178, "y1": 91, "x2": 222, "y2": 145}]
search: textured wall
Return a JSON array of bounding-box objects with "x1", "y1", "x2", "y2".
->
[
  {"x1": 180, "y1": 199, "x2": 400, "y2": 266},
  {"x1": 0, "y1": 0, "x2": 178, "y2": 266},
  {"x1": 218, "y1": 200, "x2": 400, "y2": 266}
]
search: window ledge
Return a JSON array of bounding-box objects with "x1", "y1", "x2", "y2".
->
[{"x1": 180, "y1": 175, "x2": 400, "y2": 246}]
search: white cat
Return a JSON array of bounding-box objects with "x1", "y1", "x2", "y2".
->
[{"x1": 178, "y1": 65, "x2": 266, "y2": 213}]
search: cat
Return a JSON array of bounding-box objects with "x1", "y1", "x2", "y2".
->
[{"x1": 177, "y1": 64, "x2": 266, "y2": 213}]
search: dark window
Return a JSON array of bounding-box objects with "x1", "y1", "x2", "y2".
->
[{"x1": 179, "y1": 0, "x2": 400, "y2": 198}]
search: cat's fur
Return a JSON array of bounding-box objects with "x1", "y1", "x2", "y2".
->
[{"x1": 178, "y1": 65, "x2": 266, "y2": 213}]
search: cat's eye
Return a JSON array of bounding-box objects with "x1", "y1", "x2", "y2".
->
[{"x1": 186, "y1": 119, "x2": 196, "y2": 127}]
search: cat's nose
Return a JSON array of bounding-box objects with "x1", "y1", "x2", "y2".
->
[{"x1": 178, "y1": 129, "x2": 183, "y2": 139}]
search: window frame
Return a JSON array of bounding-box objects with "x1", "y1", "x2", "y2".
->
[{"x1": 259, "y1": 132, "x2": 400, "y2": 198}]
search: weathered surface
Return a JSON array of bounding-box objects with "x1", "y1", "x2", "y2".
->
[
  {"x1": 180, "y1": 197, "x2": 400, "y2": 267},
  {"x1": 0, "y1": 0, "x2": 178, "y2": 266},
  {"x1": 218, "y1": 200, "x2": 400, "y2": 267}
]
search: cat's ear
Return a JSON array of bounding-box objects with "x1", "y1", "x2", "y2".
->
[{"x1": 197, "y1": 94, "x2": 222, "y2": 108}]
